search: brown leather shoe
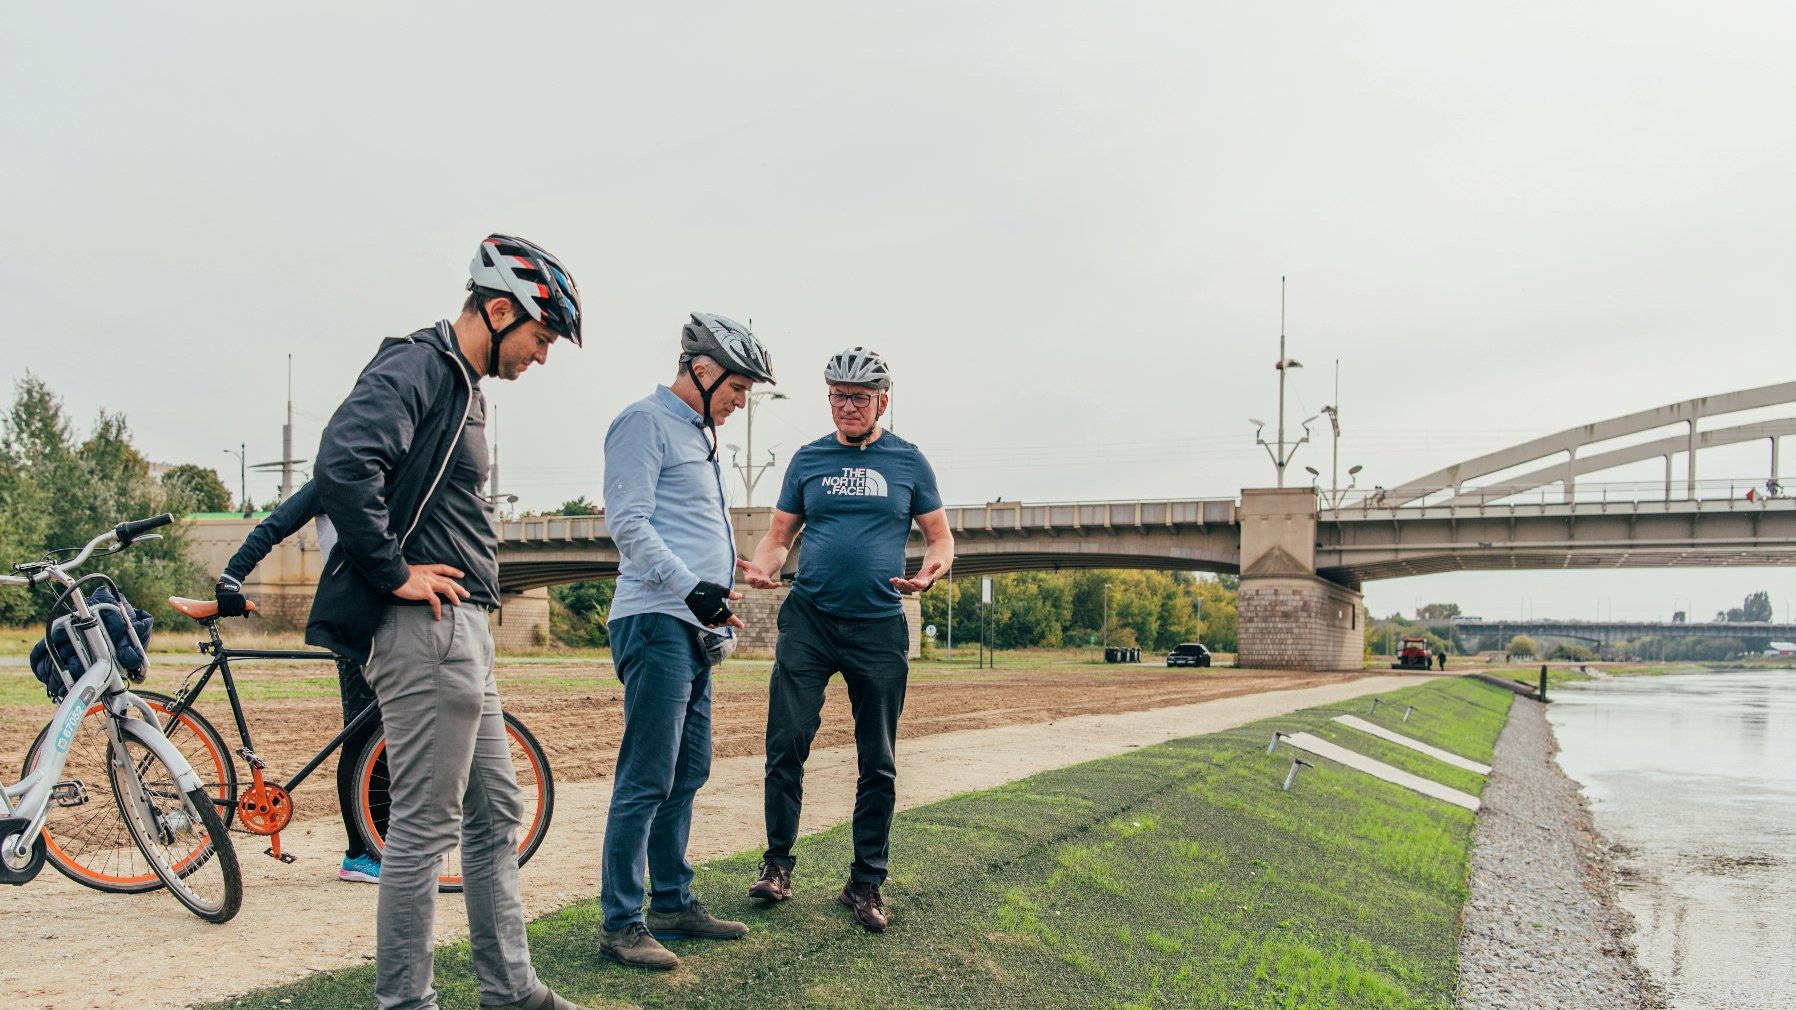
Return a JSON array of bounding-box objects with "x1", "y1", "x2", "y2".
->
[
  {"x1": 598, "y1": 921, "x2": 680, "y2": 970},
  {"x1": 749, "y1": 860, "x2": 793, "y2": 902},
  {"x1": 645, "y1": 899, "x2": 748, "y2": 940},
  {"x1": 838, "y1": 880, "x2": 888, "y2": 933},
  {"x1": 481, "y1": 983, "x2": 592, "y2": 1009}
]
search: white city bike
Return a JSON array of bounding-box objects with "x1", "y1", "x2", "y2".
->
[{"x1": 0, "y1": 514, "x2": 242, "y2": 922}]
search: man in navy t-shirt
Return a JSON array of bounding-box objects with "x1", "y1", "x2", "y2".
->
[{"x1": 737, "y1": 347, "x2": 954, "y2": 932}]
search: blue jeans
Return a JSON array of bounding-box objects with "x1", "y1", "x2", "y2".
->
[{"x1": 601, "y1": 613, "x2": 714, "y2": 930}]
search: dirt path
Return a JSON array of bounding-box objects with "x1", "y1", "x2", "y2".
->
[{"x1": 0, "y1": 666, "x2": 1431, "y2": 1009}]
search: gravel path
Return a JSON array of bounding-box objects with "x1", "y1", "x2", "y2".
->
[{"x1": 1457, "y1": 697, "x2": 1662, "y2": 1009}]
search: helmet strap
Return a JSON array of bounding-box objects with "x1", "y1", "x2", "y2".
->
[
  {"x1": 843, "y1": 395, "x2": 884, "y2": 449},
  {"x1": 478, "y1": 297, "x2": 528, "y2": 378},
  {"x1": 686, "y1": 358, "x2": 729, "y2": 461}
]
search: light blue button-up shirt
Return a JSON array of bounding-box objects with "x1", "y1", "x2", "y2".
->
[{"x1": 604, "y1": 385, "x2": 736, "y2": 631}]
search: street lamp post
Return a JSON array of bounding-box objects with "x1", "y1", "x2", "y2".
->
[
  {"x1": 1103, "y1": 583, "x2": 1112, "y2": 652},
  {"x1": 1252, "y1": 277, "x2": 1315, "y2": 487},
  {"x1": 223, "y1": 443, "x2": 248, "y2": 516},
  {"x1": 729, "y1": 390, "x2": 788, "y2": 507}
]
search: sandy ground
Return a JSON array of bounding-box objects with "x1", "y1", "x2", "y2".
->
[{"x1": 0, "y1": 665, "x2": 1430, "y2": 1010}]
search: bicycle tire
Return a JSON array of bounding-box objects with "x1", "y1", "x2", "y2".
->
[
  {"x1": 22, "y1": 690, "x2": 237, "y2": 893},
  {"x1": 108, "y1": 724, "x2": 243, "y2": 922},
  {"x1": 353, "y1": 710, "x2": 554, "y2": 893}
]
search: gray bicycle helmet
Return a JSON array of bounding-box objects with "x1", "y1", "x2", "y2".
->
[
  {"x1": 823, "y1": 346, "x2": 891, "y2": 391},
  {"x1": 468, "y1": 233, "x2": 583, "y2": 347},
  {"x1": 681, "y1": 313, "x2": 776, "y2": 384}
]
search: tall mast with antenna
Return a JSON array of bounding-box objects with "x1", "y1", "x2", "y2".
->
[{"x1": 281, "y1": 354, "x2": 295, "y2": 500}]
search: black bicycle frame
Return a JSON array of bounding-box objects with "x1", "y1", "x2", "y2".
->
[{"x1": 166, "y1": 620, "x2": 380, "y2": 797}]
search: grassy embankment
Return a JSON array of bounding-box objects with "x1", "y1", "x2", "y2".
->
[{"x1": 210, "y1": 676, "x2": 1511, "y2": 1010}]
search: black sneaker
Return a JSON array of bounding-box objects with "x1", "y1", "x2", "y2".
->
[
  {"x1": 749, "y1": 860, "x2": 793, "y2": 902},
  {"x1": 838, "y1": 880, "x2": 888, "y2": 933}
]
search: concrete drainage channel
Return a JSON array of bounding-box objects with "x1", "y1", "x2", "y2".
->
[{"x1": 1267, "y1": 714, "x2": 1486, "y2": 811}]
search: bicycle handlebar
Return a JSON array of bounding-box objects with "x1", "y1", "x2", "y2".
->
[
  {"x1": 0, "y1": 513, "x2": 173, "y2": 588},
  {"x1": 115, "y1": 512, "x2": 174, "y2": 545}
]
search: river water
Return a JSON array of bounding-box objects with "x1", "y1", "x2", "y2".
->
[{"x1": 1546, "y1": 669, "x2": 1794, "y2": 1009}]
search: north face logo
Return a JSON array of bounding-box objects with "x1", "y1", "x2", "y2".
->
[{"x1": 820, "y1": 467, "x2": 889, "y2": 497}]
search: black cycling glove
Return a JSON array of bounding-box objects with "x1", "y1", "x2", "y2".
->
[
  {"x1": 684, "y1": 580, "x2": 734, "y2": 626},
  {"x1": 215, "y1": 575, "x2": 248, "y2": 618}
]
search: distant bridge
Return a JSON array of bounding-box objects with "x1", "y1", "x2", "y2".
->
[{"x1": 1422, "y1": 618, "x2": 1796, "y2": 650}]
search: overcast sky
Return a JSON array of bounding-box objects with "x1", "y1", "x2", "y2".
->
[{"x1": 4, "y1": 2, "x2": 1791, "y2": 623}]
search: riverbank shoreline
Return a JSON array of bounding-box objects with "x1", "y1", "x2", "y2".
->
[{"x1": 1458, "y1": 696, "x2": 1662, "y2": 1009}]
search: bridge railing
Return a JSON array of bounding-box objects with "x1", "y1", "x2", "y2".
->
[
  {"x1": 942, "y1": 498, "x2": 1236, "y2": 533},
  {"x1": 499, "y1": 514, "x2": 609, "y2": 543},
  {"x1": 1326, "y1": 476, "x2": 1793, "y2": 513}
]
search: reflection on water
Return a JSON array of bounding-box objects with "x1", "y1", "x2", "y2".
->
[{"x1": 1548, "y1": 669, "x2": 1795, "y2": 1010}]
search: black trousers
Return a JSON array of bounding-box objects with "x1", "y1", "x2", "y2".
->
[
  {"x1": 762, "y1": 592, "x2": 909, "y2": 884},
  {"x1": 333, "y1": 657, "x2": 383, "y2": 858}
]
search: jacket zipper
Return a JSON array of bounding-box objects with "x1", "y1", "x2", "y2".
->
[{"x1": 329, "y1": 324, "x2": 473, "y2": 578}]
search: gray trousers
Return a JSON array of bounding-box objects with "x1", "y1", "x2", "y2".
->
[{"x1": 363, "y1": 604, "x2": 536, "y2": 1010}]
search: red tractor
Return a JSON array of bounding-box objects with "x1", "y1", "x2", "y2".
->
[{"x1": 1392, "y1": 636, "x2": 1433, "y2": 670}]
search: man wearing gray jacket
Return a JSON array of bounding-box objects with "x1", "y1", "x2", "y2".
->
[{"x1": 310, "y1": 235, "x2": 588, "y2": 1010}]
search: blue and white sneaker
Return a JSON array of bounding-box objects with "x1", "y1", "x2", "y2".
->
[{"x1": 339, "y1": 852, "x2": 381, "y2": 884}]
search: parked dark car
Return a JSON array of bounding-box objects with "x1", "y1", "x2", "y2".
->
[{"x1": 1167, "y1": 642, "x2": 1211, "y2": 668}]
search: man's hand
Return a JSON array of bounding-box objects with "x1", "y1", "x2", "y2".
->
[
  {"x1": 393, "y1": 563, "x2": 470, "y2": 620},
  {"x1": 215, "y1": 576, "x2": 249, "y2": 618},
  {"x1": 685, "y1": 580, "x2": 746, "y2": 629},
  {"x1": 889, "y1": 562, "x2": 943, "y2": 595},
  {"x1": 736, "y1": 557, "x2": 782, "y2": 590}
]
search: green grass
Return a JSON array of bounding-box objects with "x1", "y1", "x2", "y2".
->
[{"x1": 208, "y1": 678, "x2": 1512, "y2": 1010}]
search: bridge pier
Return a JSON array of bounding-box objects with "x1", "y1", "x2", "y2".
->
[{"x1": 1236, "y1": 489, "x2": 1365, "y2": 671}]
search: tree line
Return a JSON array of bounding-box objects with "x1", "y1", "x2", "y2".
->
[{"x1": 0, "y1": 376, "x2": 206, "y2": 626}]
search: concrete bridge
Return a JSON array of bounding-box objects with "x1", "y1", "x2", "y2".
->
[
  {"x1": 1424, "y1": 618, "x2": 1796, "y2": 651},
  {"x1": 192, "y1": 380, "x2": 1796, "y2": 667}
]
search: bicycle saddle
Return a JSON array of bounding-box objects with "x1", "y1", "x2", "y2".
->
[{"x1": 168, "y1": 596, "x2": 257, "y2": 620}]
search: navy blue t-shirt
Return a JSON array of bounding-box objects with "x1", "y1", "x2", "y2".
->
[{"x1": 776, "y1": 431, "x2": 943, "y2": 618}]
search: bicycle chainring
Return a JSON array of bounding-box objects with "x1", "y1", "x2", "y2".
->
[{"x1": 235, "y1": 783, "x2": 293, "y2": 835}]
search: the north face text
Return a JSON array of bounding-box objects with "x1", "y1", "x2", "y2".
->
[{"x1": 820, "y1": 468, "x2": 889, "y2": 497}]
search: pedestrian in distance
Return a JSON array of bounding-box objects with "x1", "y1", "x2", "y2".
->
[
  {"x1": 738, "y1": 347, "x2": 955, "y2": 933},
  {"x1": 1436, "y1": 648, "x2": 1448, "y2": 671},
  {"x1": 213, "y1": 479, "x2": 384, "y2": 885},
  {"x1": 596, "y1": 313, "x2": 777, "y2": 970},
  {"x1": 307, "y1": 234, "x2": 590, "y2": 1010}
]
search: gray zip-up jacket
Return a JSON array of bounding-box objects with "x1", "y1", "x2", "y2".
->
[{"x1": 306, "y1": 322, "x2": 478, "y2": 661}]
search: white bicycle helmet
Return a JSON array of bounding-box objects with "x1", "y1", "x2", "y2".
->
[
  {"x1": 823, "y1": 346, "x2": 891, "y2": 391},
  {"x1": 681, "y1": 313, "x2": 776, "y2": 384},
  {"x1": 468, "y1": 234, "x2": 584, "y2": 347}
]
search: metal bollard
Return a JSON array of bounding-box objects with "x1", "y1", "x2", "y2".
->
[
  {"x1": 1402, "y1": 704, "x2": 1415, "y2": 723},
  {"x1": 1282, "y1": 757, "x2": 1314, "y2": 792},
  {"x1": 1267, "y1": 731, "x2": 1288, "y2": 755},
  {"x1": 1368, "y1": 697, "x2": 1381, "y2": 716}
]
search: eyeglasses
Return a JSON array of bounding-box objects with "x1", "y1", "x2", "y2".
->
[{"x1": 827, "y1": 392, "x2": 875, "y2": 408}]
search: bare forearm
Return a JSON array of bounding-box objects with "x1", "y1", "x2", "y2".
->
[{"x1": 751, "y1": 539, "x2": 791, "y2": 581}]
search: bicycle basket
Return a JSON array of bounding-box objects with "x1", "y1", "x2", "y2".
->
[{"x1": 28, "y1": 585, "x2": 154, "y2": 701}]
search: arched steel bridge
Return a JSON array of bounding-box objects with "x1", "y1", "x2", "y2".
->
[{"x1": 495, "y1": 381, "x2": 1796, "y2": 592}]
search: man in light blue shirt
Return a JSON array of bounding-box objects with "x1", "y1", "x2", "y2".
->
[{"x1": 597, "y1": 313, "x2": 777, "y2": 970}]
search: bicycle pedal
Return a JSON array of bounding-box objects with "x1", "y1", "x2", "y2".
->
[
  {"x1": 51, "y1": 779, "x2": 90, "y2": 807},
  {"x1": 264, "y1": 846, "x2": 297, "y2": 864}
]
